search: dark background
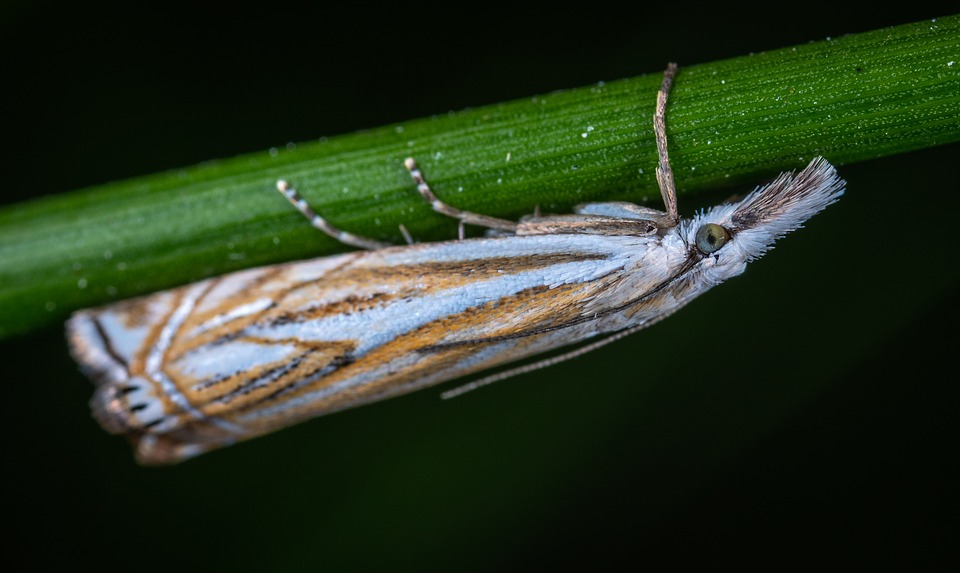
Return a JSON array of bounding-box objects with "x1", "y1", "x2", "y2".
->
[{"x1": 1, "y1": 2, "x2": 956, "y2": 570}]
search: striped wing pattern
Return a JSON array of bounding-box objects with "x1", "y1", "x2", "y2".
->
[{"x1": 67, "y1": 233, "x2": 650, "y2": 463}]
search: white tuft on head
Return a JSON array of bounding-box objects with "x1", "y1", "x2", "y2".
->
[
  {"x1": 682, "y1": 157, "x2": 845, "y2": 285},
  {"x1": 703, "y1": 157, "x2": 844, "y2": 255}
]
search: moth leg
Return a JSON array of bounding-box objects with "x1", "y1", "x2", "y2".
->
[
  {"x1": 398, "y1": 223, "x2": 415, "y2": 245},
  {"x1": 276, "y1": 180, "x2": 392, "y2": 250},
  {"x1": 654, "y1": 62, "x2": 680, "y2": 228},
  {"x1": 404, "y1": 157, "x2": 518, "y2": 233}
]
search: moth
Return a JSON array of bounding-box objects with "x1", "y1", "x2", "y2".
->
[{"x1": 67, "y1": 64, "x2": 845, "y2": 464}]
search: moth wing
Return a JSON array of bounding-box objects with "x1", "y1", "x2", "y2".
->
[
  {"x1": 68, "y1": 234, "x2": 652, "y2": 464},
  {"x1": 67, "y1": 258, "x2": 359, "y2": 463},
  {"x1": 574, "y1": 201, "x2": 668, "y2": 220},
  {"x1": 207, "y1": 235, "x2": 651, "y2": 434}
]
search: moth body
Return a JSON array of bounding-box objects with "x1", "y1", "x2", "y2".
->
[{"x1": 66, "y1": 64, "x2": 844, "y2": 463}]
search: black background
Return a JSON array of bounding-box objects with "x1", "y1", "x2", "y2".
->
[{"x1": 1, "y1": 2, "x2": 957, "y2": 570}]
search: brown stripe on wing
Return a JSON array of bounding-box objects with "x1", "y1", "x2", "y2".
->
[
  {"x1": 389, "y1": 252, "x2": 611, "y2": 277},
  {"x1": 229, "y1": 280, "x2": 607, "y2": 424},
  {"x1": 90, "y1": 314, "x2": 131, "y2": 370},
  {"x1": 419, "y1": 254, "x2": 702, "y2": 351},
  {"x1": 266, "y1": 292, "x2": 398, "y2": 326},
  {"x1": 172, "y1": 250, "x2": 609, "y2": 361},
  {"x1": 160, "y1": 248, "x2": 617, "y2": 430},
  {"x1": 303, "y1": 251, "x2": 612, "y2": 293},
  {"x1": 167, "y1": 252, "x2": 598, "y2": 356},
  {"x1": 110, "y1": 296, "x2": 162, "y2": 329},
  {"x1": 170, "y1": 268, "x2": 289, "y2": 354},
  {"x1": 186, "y1": 339, "x2": 358, "y2": 418}
]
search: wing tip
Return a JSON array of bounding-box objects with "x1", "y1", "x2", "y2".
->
[{"x1": 66, "y1": 311, "x2": 127, "y2": 386}]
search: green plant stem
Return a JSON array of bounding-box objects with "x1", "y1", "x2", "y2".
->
[{"x1": 1, "y1": 16, "x2": 959, "y2": 339}]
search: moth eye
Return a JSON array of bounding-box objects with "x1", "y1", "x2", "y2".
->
[{"x1": 695, "y1": 223, "x2": 731, "y2": 254}]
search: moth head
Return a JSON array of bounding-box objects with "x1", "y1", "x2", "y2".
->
[{"x1": 685, "y1": 157, "x2": 844, "y2": 278}]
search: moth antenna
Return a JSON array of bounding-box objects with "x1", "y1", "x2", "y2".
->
[{"x1": 440, "y1": 323, "x2": 650, "y2": 400}]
